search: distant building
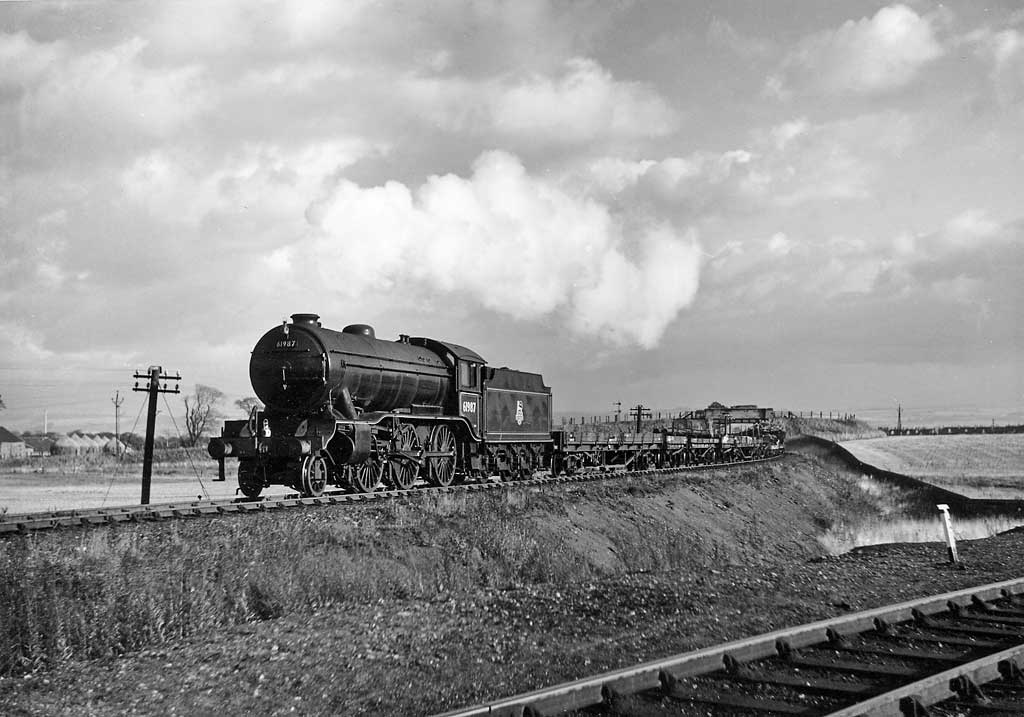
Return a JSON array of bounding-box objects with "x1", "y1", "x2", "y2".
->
[
  {"x1": 0, "y1": 427, "x2": 28, "y2": 459},
  {"x1": 52, "y1": 435, "x2": 83, "y2": 455},
  {"x1": 103, "y1": 437, "x2": 130, "y2": 455},
  {"x1": 22, "y1": 436, "x2": 54, "y2": 456}
]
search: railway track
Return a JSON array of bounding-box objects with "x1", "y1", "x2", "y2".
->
[
  {"x1": 0, "y1": 455, "x2": 780, "y2": 535},
  {"x1": 435, "y1": 578, "x2": 1024, "y2": 717}
]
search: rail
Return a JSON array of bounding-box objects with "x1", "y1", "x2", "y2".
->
[
  {"x1": 434, "y1": 577, "x2": 1024, "y2": 716},
  {"x1": 0, "y1": 454, "x2": 782, "y2": 535}
]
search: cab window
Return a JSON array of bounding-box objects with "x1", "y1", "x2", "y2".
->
[{"x1": 460, "y1": 362, "x2": 477, "y2": 388}]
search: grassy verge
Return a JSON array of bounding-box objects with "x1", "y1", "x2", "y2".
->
[
  {"x1": 0, "y1": 489, "x2": 609, "y2": 675},
  {"x1": 0, "y1": 461, "x2": 821, "y2": 677}
]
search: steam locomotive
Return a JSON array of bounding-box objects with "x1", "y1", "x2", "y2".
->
[{"x1": 208, "y1": 314, "x2": 783, "y2": 498}]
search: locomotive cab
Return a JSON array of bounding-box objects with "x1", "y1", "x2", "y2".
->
[{"x1": 406, "y1": 337, "x2": 485, "y2": 435}]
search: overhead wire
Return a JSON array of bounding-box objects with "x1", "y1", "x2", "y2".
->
[
  {"x1": 101, "y1": 394, "x2": 147, "y2": 507},
  {"x1": 161, "y1": 393, "x2": 210, "y2": 500}
]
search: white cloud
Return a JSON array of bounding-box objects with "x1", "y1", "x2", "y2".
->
[
  {"x1": 302, "y1": 151, "x2": 701, "y2": 347},
  {"x1": 567, "y1": 111, "x2": 913, "y2": 219},
  {"x1": 402, "y1": 57, "x2": 680, "y2": 146},
  {"x1": 770, "y1": 4, "x2": 943, "y2": 96},
  {"x1": 0, "y1": 30, "x2": 63, "y2": 87},
  {"x1": 945, "y1": 208, "x2": 1001, "y2": 242},
  {"x1": 12, "y1": 35, "x2": 208, "y2": 154},
  {"x1": 767, "y1": 232, "x2": 792, "y2": 256},
  {"x1": 975, "y1": 28, "x2": 1024, "y2": 104},
  {"x1": 493, "y1": 58, "x2": 679, "y2": 141},
  {"x1": 579, "y1": 157, "x2": 657, "y2": 196},
  {"x1": 707, "y1": 17, "x2": 772, "y2": 59},
  {"x1": 120, "y1": 140, "x2": 370, "y2": 229},
  {"x1": 769, "y1": 118, "x2": 810, "y2": 150}
]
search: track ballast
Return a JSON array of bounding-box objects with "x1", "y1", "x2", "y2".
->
[
  {"x1": 0, "y1": 454, "x2": 781, "y2": 535},
  {"x1": 435, "y1": 577, "x2": 1024, "y2": 716}
]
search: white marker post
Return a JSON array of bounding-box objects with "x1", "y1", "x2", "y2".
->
[{"x1": 937, "y1": 504, "x2": 959, "y2": 564}]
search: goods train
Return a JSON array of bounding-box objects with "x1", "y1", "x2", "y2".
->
[{"x1": 208, "y1": 314, "x2": 784, "y2": 498}]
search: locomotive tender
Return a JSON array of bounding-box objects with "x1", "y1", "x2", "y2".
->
[{"x1": 208, "y1": 313, "x2": 784, "y2": 498}]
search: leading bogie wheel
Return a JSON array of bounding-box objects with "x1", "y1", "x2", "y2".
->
[
  {"x1": 238, "y1": 461, "x2": 264, "y2": 499},
  {"x1": 427, "y1": 424, "x2": 456, "y2": 487},
  {"x1": 301, "y1": 454, "x2": 329, "y2": 497}
]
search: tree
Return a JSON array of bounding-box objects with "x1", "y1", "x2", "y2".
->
[
  {"x1": 235, "y1": 396, "x2": 263, "y2": 416},
  {"x1": 182, "y1": 384, "x2": 224, "y2": 447}
]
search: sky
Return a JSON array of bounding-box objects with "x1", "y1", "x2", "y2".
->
[{"x1": 1, "y1": 0, "x2": 1022, "y2": 435}]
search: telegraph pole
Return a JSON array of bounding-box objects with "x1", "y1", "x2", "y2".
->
[
  {"x1": 629, "y1": 404, "x2": 652, "y2": 434},
  {"x1": 132, "y1": 366, "x2": 180, "y2": 504},
  {"x1": 111, "y1": 391, "x2": 124, "y2": 458}
]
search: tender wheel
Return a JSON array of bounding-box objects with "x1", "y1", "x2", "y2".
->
[
  {"x1": 516, "y1": 446, "x2": 536, "y2": 480},
  {"x1": 238, "y1": 461, "x2": 264, "y2": 499},
  {"x1": 427, "y1": 425, "x2": 456, "y2": 487},
  {"x1": 387, "y1": 422, "x2": 420, "y2": 490},
  {"x1": 301, "y1": 454, "x2": 329, "y2": 497},
  {"x1": 561, "y1": 455, "x2": 578, "y2": 477}
]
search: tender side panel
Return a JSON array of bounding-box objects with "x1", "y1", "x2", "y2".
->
[{"x1": 482, "y1": 368, "x2": 552, "y2": 442}]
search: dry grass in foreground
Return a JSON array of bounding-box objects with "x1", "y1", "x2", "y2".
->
[
  {"x1": 840, "y1": 433, "x2": 1024, "y2": 499},
  {"x1": 0, "y1": 483, "x2": 702, "y2": 676}
]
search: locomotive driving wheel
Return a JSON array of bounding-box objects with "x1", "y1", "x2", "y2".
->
[
  {"x1": 427, "y1": 424, "x2": 456, "y2": 487},
  {"x1": 300, "y1": 454, "x2": 329, "y2": 497},
  {"x1": 348, "y1": 437, "x2": 382, "y2": 493},
  {"x1": 350, "y1": 459, "x2": 380, "y2": 493},
  {"x1": 238, "y1": 460, "x2": 264, "y2": 500},
  {"x1": 387, "y1": 422, "x2": 420, "y2": 490}
]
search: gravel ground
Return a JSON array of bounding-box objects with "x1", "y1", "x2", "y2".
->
[{"x1": 1, "y1": 451, "x2": 1022, "y2": 716}]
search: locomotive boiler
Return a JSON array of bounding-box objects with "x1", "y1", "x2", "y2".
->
[{"x1": 208, "y1": 313, "x2": 553, "y2": 497}]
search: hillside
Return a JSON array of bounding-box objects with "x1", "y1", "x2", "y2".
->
[
  {"x1": 2, "y1": 452, "x2": 1022, "y2": 715},
  {"x1": 779, "y1": 415, "x2": 884, "y2": 443}
]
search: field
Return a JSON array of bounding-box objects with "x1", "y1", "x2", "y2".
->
[
  {"x1": 840, "y1": 433, "x2": 1024, "y2": 499},
  {"x1": 0, "y1": 451, "x2": 237, "y2": 514}
]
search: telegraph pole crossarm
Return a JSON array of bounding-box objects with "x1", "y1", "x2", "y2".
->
[
  {"x1": 132, "y1": 367, "x2": 181, "y2": 505},
  {"x1": 629, "y1": 403, "x2": 652, "y2": 434}
]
